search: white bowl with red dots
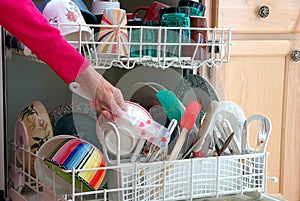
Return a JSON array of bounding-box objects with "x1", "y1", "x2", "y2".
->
[{"x1": 97, "y1": 101, "x2": 152, "y2": 158}]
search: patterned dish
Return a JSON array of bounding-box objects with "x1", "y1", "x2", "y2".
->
[
  {"x1": 174, "y1": 74, "x2": 219, "y2": 126},
  {"x1": 49, "y1": 102, "x2": 103, "y2": 152},
  {"x1": 15, "y1": 100, "x2": 53, "y2": 176}
]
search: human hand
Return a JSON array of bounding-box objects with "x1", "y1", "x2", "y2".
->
[{"x1": 76, "y1": 66, "x2": 126, "y2": 120}]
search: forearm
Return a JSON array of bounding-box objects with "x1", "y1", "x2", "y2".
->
[{"x1": 0, "y1": 0, "x2": 89, "y2": 83}]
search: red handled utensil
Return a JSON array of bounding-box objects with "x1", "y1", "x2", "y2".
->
[{"x1": 169, "y1": 100, "x2": 201, "y2": 161}]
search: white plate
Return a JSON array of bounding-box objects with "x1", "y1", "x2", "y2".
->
[
  {"x1": 214, "y1": 101, "x2": 246, "y2": 144},
  {"x1": 192, "y1": 101, "x2": 246, "y2": 156}
]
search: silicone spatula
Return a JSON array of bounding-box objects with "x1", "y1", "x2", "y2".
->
[
  {"x1": 169, "y1": 100, "x2": 201, "y2": 161},
  {"x1": 69, "y1": 82, "x2": 171, "y2": 149},
  {"x1": 156, "y1": 89, "x2": 184, "y2": 123}
]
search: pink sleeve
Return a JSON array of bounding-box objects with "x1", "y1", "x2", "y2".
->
[{"x1": 0, "y1": 0, "x2": 90, "y2": 84}]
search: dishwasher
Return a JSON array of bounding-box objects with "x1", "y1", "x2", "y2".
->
[{"x1": 0, "y1": 0, "x2": 286, "y2": 200}]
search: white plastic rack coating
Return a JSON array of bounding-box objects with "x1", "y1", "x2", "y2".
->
[
  {"x1": 8, "y1": 140, "x2": 267, "y2": 201},
  {"x1": 8, "y1": 24, "x2": 231, "y2": 70}
]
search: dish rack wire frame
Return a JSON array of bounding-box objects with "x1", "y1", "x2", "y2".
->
[
  {"x1": 7, "y1": 23, "x2": 232, "y2": 70},
  {"x1": 7, "y1": 139, "x2": 268, "y2": 201}
]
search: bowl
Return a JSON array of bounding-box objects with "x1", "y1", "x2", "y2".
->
[
  {"x1": 97, "y1": 101, "x2": 152, "y2": 158},
  {"x1": 35, "y1": 135, "x2": 107, "y2": 192}
]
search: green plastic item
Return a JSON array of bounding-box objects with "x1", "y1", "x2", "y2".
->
[{"x1": 156, "y1": 89, "x2": 184, "y2": 124}]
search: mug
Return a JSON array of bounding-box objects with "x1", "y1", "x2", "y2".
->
[
  {"x1": 132, "y1": 1, "x2": 169, "y2": 22},
  {"x1": 43, "y1": 0, "x2": 92, "y2": 49},
  {"x1": 126, "y1": 13, "x2": 140, "y2": 23},
  {"x1": 190, "y1": 16, "x2": 208, "y2": 60},
  {"x1": 97, "y1": 8, "x2": 129, "y2": 56}
]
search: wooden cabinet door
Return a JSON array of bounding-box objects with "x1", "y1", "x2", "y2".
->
[
  {"x1": 213, "y1": 0, "x2": 300, "y2": 34},
  {"x1": 215, "y1": 40, "x2": 300, "y2": 201}
]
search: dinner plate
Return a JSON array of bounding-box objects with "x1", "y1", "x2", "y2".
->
[
  {"x1": 174, "y1": 74, "x2": 220, "y2": 126},
  {"x1": 113, "y1": 66, "x2": 183, "y2": 101},
  {"x1": 49, "y1": 102, "x2": 103, "y2": 152},
  {"x1": 214, "y1": 101, "x2": 246, "y2": 144},
  {"x1": 192, "y1": 101, "x2": 246, "y2": 157},
  {"x1": 15, "y1": 100, "x2": 53, "y2": 176}
]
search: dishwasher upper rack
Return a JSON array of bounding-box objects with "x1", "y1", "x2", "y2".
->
[
  {"x1": 7, "y1": 24, "x2": 232, "y2": 70},
  {"x1": 7, "y1": 139, "x2": 267, "y2": 201}
]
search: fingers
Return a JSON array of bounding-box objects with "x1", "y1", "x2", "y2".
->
[
  {"x1": 101, "y1": 110, "x2": 115, "y2": 121},
  {"x1": 76, "y1": 67, "x2": 126, "y2": 121},
  {"x1": 89, "y1": 87, "x2": 126, "y2": 121}
]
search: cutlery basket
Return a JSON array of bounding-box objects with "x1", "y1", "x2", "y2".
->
[{"x1": 104, "y1": 153, "x2": 267, "y2": 201}]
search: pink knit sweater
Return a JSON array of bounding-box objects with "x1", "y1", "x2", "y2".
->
[{"x1": 0, "y1": 0, "x2": 90, "y2": 84}]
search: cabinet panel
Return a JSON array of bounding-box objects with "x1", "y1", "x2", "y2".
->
[
  {"x1": 216, "y1": 40, "x2": 300, "y2": 201},
  {"x1": 215, "y1": 0, "x2": 300, "y2": 34},
  {"x1": 281, "y1": 55, "x2": 300, "y2": 201},
  {"x1": 221, "y1": 56, "x2": 285, "y2": 194}
]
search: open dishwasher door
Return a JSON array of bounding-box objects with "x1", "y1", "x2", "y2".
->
[
  {"x1": 0, "y1": 27, "x2": 7, "y2": 199},
  {"x1": 192, "y1": 192, "x2": 286, "y2": 201}
]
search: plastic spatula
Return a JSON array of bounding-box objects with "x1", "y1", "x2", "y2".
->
[
  {"x1": 156, "y1": 89, "x2": 184, "y2": 123},
  {"x1": 169, "y1": 100, "x2": 201, "y2": 161}
]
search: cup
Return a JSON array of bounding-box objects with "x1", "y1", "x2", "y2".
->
[
  {"x1": 132, "y1": 1, "x2": 169, "y2": 22},
  {"x1": 159, "y1": 7, "x2": 191, "y2": 57},
  {"x1": 127, "y1": 20, "x2": 159, "y2": 57},
  {"x1": 43, "y1": 0, "x2": 92, "y2": 49},
  {"x1": 178, "y1": 0, "x2": 206, "y2": 16},
  {"x1": 189, "y1": 16, "x2": 208, "y2": 60},
  {"x1": 92, "y1": 0, "x2": 120, "y2": 24},
  {"x1": 97, "y1": 8, "x2": 129, "y2": 56}
]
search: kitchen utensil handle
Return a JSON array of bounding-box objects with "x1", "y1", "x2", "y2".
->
[
  {"x1": 130, "y1": 139, "x2": 146, "y2": 163},
  {"x1": 69, "y1": 81, "x2": 93, "y2": 101},
  {"x1": 169, "y1": 128, "x2": 188, "y2": 161},
  {"x1": 69, "y1": 81, "x2": 113, "y2": 113}
]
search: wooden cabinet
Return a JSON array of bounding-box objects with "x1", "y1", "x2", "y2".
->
[
  {"x1": 215, "y1": 0, "x2": 300, "y2": 34},
  {"x1": 207, "y1": 1, "x2": 300, "y2": 200}
]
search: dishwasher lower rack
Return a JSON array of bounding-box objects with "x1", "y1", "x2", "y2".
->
[{"x1": 8, "y1": 141, "x2": 267, "y2": 201}]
